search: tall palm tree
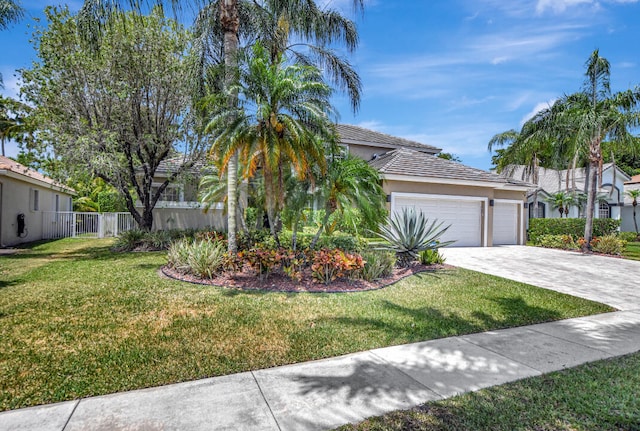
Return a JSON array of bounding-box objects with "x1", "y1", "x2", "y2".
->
[
  {"x1": 310, "y1": 153, "x2": 386, "y2": 249},
  {"x1": 627, "y1": 189, "x2": 640, "y2": 235},
  {"x1": 0, "y1": 96, "x2": 30, "y2": 156},
  {"x1": 206, "y1": 42, "x2": 336, "y2": 245}
]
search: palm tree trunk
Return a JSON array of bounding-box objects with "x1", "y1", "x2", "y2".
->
[
  {"x1": 633, "y1": 201, "x2": 638, "y2": 235},
  {"x1": 221, "y1": 0, "x2": 239, "y2": 253},
  {"x1": 311, "y1": 204, "x2": 333, "y2": 249},
  {"x1": 583, "y1": 159, "x2": 599, "y2": 251}
]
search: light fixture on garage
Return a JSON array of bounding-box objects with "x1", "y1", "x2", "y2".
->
[
  {"x1": 489, "y1": 199, "x2": 495, "y2": 206},
  {"x1": 386, "y1": 195, "x2": 391, "y2": 202}
]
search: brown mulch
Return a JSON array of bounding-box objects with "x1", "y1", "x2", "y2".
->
[{"x1": 160, "y1": 263, "x2": 453, "y2": 293}]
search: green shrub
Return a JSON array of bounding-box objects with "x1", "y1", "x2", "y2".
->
[
  {"x1": 311, "y1": 249, "x2": 365, "y2": 285},
  {"x1": 359, "y1": 250, "x2": 396, "y2": 282},
  {"x1": 419, "y1": 249, "x2": 446, "y2": 265},
  {"x1": 142, "y1": 230, "x2": 172, "y2": 250},
  {"x1": 536, "y1": 234, "x2": 579, "y2": 250},
  {"x1": 591, "y1": 235, "x2": 626, "y2": 255},
  {"x1": 618, "y1": 231, "x2": 639, "y2": 242},
  {"x1": 167, "y1": 239, "x2": 227, "y2": 279},
  {"x1": 112, "y1": 229, "x2": 146, "y2": 251},
  {"x1": 529, "y1": 218, "x2": 620, "y2": 243}
]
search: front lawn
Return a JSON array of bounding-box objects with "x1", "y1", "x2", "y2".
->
[
  {"x1": 623, "y1": 241, "x2": 640, "y2": 261},
  {"x1": 336, "y1": 352, "x2": 640, "y2": 431},
  {"x1": 0, "y1": 239, "x2": 612, "y2": 411}
]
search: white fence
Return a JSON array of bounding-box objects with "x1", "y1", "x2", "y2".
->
[{"x1": 42, "y1": 212, "x2": 136, "y2": 239}]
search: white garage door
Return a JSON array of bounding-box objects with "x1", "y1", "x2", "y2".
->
[
  {"x1": 493, "y1": 201, "x2": 519, "y2": 245},
  {"x1": 392, "y1": 194, "x2": 483, "y2": 247}
]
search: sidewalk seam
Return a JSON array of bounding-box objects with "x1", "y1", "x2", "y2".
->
[
  {"x1": 250, "y1": 371, "x2": 282, "y2": 431},
  {"x1": 368, "y1": 351, "x2": 446, "y2": 399},
  {"x1": 60, "y1": 399, "x2": 80, "y2": 431},
  {"x1": 456, "y1": 337, "x2": 545, "y2": 374},
  {"x1": 526, "y1": 325, "x2": 618, "y2": 357}
]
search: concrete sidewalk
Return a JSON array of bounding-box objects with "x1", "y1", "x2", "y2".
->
[{"x1": 3, "y1": 310, "x2": 640, "y2": 431}]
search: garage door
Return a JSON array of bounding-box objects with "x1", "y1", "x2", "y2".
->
[
  {"x1": 392, "y1": 194, "x2": 483, "y2": 247},
  {"x1": 493, "y1": 201, "x2": 519, "y2": 245}
]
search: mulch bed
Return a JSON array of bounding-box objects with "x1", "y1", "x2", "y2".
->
[{"x1": 161, "y1": 263, "x2": 452, "y2": 293}]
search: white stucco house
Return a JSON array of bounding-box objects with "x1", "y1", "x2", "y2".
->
[
  {"x1": 500, "y1": 163, "x2": 630, "y2": 225},
  {"x1": 622, "y1": 174, "x2": 640, "y2": 233},
  {"x1": 0, "y1": 155, "x2": 75, "y2": 247}
]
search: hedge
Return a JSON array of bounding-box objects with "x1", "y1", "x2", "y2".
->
[{"x1": 528, "y1": 218, "x2": 620, "y2": 243}]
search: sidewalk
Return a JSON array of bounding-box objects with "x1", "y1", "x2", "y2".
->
[{"x1": 3, "y1": 310, "x2": 640, "y2": 431}]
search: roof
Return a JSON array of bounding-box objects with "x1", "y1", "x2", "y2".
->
[
  {"x1": 0, "y1": 155, "x2": 75, "y2": 194},
  {"x1": 369, "y1": 149, "x2": 532, "y2": 188},
  {"x1": 625, "y1": 174, "x2": 640, "y2": 185},
  {"x1": 336, "y1": 124, "x2": 441, "y2": 154},
  {"x1": 155, "y1": 154, "x2": 213, "y2": 176}
]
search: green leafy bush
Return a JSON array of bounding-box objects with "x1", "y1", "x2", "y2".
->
[
  {"x1": 113, "y1": 229, "x2": 146, "y2": 251},
  {"x1": 618, "y1": 231, "x2": 639, "y2": 242},
  {"x1": 536, "y1": 234, "x2": 579, "y2": 250},
  {"x1": 239, "y1": 248, "x2": 280, "y2": 279},
  {"x1": 529, "y1": 218, "x2": 620, "y2": 243},
  {"x1": 372, "y1": 208, "x2": 454, "y2": 267},
  {"x1": 359, "y1": 250, "x2": 396, "y2": 282},
  {"x1": 591, "y1": 235, "x2": 626, "y2": 255},
  {"x1": 167, "y1": 239, "x2": 227, "y2": 279},
  {"x1": 419, "y1": 249, "x2": 446, "y2": 265}
]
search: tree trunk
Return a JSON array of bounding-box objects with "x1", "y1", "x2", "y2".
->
[
  {"x1": 633, "y1": 201, "x2": 638, "y2": 235},
  {"x1": 311, "y1": 203, "x2": 333, "y2": 249},
  {"x1": 221, "y1": 0, "x2": 239, "y2": 253},
  {"x1": 583, "y1": 159, "x2": 599, "y2": 252}
]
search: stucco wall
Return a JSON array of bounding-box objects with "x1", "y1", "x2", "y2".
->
[
  {"x1": 151, "y1": 208, "x2": 226, "y2": 231},
  {"x1": 1, "y1": 176, "x2": 73, "y2": 247}
]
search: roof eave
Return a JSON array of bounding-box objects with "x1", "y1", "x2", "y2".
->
[
  {"x1": 0, "y1": 169, "x2": 76, "y2": 195},
  {"x1": 382, "y1": 173, "x2": 530, "y2": 191}
]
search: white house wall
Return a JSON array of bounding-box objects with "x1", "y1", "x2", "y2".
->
[{"x1": 0, "y1": 177, "x2": 73, "y2": 247}]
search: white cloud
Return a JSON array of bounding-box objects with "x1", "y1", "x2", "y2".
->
[{"x1": 536, "y1": 0, "x2": 594, "y2": 14}]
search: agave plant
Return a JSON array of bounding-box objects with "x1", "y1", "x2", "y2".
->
[{"x1": 372, "y1": 207, "x2": 455, "y2": 266}]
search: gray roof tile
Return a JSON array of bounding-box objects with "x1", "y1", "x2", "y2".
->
[{"x1": 337, "y1": 124, "x2": 441, "y2": 154}]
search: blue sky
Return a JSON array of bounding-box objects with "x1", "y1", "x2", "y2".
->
[{"x1": 2, "y1": 0, "x2": 640, "y2": 170}]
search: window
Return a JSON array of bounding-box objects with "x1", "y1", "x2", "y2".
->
[
  {"x1": 55, "y1": 194, "x2": 60, "y2": 212},
  {"x1": 33, "y1": 189, "x2": 39, "y2": 211},
  {"x1": 151, "y1": 184, "x2": 182, "y2": 202},
  {"x1": 528, "y1": 202, "x2": 545, "y2": 219},
  {"x1": 598, "y1": 202, "x2": 610, "y2": 219}
]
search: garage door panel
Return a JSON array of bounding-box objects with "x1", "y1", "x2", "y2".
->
[
  {"x1": 493, "y1": 202, "x2": 518, "y2": 245},
  {"x1": 393, "y1": 196, "x2": 483, "y2": 247}
]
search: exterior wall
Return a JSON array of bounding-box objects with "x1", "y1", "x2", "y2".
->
[
  {"x1": 383, "y1": 179, "x2": 527, "y2": 246},
  {"x1": 348, "y1": 143, "x2": 391, "y2": 162},
  {"x1": 1, "y1": 176, "x2": 73, "y2": 247}
]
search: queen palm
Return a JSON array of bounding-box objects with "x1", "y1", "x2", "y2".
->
[
  {"x1": 627, "y1": 189, "x2": 640, "y2": 235},
  {"x1": 206, "y1": 42, "x2": 336, "y2": 245}
]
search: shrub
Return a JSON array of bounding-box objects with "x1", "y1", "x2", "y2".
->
[
  {"x1": 529, "y1": 218, "x2": 620, "y2": 243},
  {"x1": 591, "y1": 234, "x2": 626, "y2": 255},
  {"x1": 167, "y1": 239, "x2": 227, "y2": 279},
  {"x1": 112, "y1": 229, "x2": 146, "y2": 251},
  {"x1": 536, "y1": 234, "x2": 579, "y2": 250},
  {"x1": 419, "y1": 249, "x2": 446, "y2": 265},
  {"x1": 371, "y1": 208, "x2": 454, "y2": 267},
  {"x1": 618, "y1": 231, "x2": 639, "y2": 243},
  {"x1": 359, "y1": 250, "x2": 396, "y2": 282},
  {"x1": 311, "y1": 249, "x2": 365, "y2": 285},
  {"x1": 143, "y1": 230, "x2": 172, "y2": 250},
  {"x1": 239, "y1": 248, "x2": 280, "y2": 279}
]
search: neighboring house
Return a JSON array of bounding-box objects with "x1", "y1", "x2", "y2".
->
[
  {"x1": 622, "y1": 174, "x2": 640, "y2": 232},
  {"x1": 0, "y1": 155, "x2": 74, "y2": 247},
  {"x1": 338, "y1": 125, "x2": 532, "y2": 247},
  {"x1": 149, "y1": 125, "x2": 532, "y2": 246},
  {"x1": 500, "y1": 163, "x2": 630, "y2": 224},
  {"x1": 138, "y1": 155, "x2": 226, "y2": 231}
]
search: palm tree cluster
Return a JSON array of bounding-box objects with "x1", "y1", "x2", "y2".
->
[
  {"x1": 490, "y1": 50, "x2": 640, "y2": 251},
  {"x1": 69, "y1": 0, "x2": 382, "y2": 248}
]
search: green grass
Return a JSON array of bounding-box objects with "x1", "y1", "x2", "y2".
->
[
  {"x1": 623, "y1": 241, "x2": 640, "y2": 261},
  {"x1": 0, "y1": 239, "x2": 613, "y2": 411},
  {"x1": 335, "y1": 352, "x2": 640, "y2": 431}
]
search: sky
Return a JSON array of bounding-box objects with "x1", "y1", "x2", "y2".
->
[{"x1": 2, "y1": 0, "x2": 640, "y2": 170}]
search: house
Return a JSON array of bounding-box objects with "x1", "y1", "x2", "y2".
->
[
  {"x1": 622, "y1": 174, "x2": 640, "y2": 232},
  {"x1": 0, "y1": 155, "x2": 75, "y2": 247},
  {"x1": 500, "y1": 163, "x2": 630, "y2": 224},
  {"x1": 338, "y1": 125, "x2": 532, "y2": 246},
  {"x1": 148, "y1": 125, "x2": 532, "y2": 246}
]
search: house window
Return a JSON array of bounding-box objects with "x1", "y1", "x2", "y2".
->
[
  {"x1": 33, "y1": 189, "x2": 39, "y2": 211},
  {"x1": 528, "y1": 202, "x2": 545, "y2": 219},
  {"x1": 151, "y1": 184, "x2": 182, "y2": 202},
  {"x1": 69, "y1": 197, "x2": 73, "y2": 211},
  {"x1": 599, "y1": 202, "x2": 610, "y2": 219},
  {"x1": 55, "y1": 194, "x2": 60, "y2": 212}
]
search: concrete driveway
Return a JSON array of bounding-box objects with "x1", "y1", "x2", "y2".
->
[{"x1": 441, "y1": 246, "x2": 640, "y2": 311}]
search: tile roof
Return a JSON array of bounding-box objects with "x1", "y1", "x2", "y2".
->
[
  {"x1": 155, "y1": 155, "x2": 213, "y2": 175},
  {"x1": 336, "y1": 124, "x2": 441, "y2": 154},
  {"x1": 0, "y1": 155, "x2": 74, "y2": 193},
  {"x1": 369, "y1": 149, "x2": 532, "y2": 187},
  {"x1": 625, "y1": 174, "x2": 640, "y2": 185}
]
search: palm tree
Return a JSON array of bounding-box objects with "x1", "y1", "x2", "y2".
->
[
  {"x1": 627, "y1": 189, "x2": 640, "y2": 235},
  {"x1": 310, "y1": 153, "x2": 386, "y2": 249},
  {"x1": 0, "y1": 96, "x2": 30, "y2": 156},
  {"x1": 206, "y1": 42, "x2": 336, "y2": 246},
  {"x1": 546, "y1": 191, "x2": 573, "y2": 218}
]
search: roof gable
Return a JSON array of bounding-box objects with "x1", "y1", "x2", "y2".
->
[{"x1": 336, "y1": 124, "x2": 441, "y2": 154}]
